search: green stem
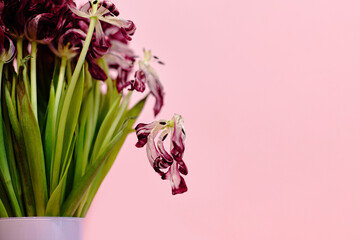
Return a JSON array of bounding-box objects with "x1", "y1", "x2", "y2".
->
[
  {"x1": 16, "y1": 39, "x2": 23, "y2": 71},
  {"x1": 30, "y1": 41, "x2": 38, "y2": 121},
  {"x1": 17, "y1": 39, "x2": 30, "y2": 98},
  {"x1": 54, "y1": 57, "x2": 67, "y2": 119},
  {"x1": 70, "y1": 16, "x2": 97, "y2": 86}
]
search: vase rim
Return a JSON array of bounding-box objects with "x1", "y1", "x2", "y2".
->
[{"x1": 0, "y1": 217, "x2": 84, "y2": 222}]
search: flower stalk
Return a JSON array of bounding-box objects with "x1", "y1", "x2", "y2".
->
[
  {"x1": 54, "y1": 56, "x2": 67, "y2": 119},
  {"x1": 30, "y1": 41, "x2": 38, "y2": 120}
]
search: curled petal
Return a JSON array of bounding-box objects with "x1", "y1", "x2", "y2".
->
[
  {"x1": 105, "y1": 41, "x2": 135, "y2": 72},
  {"x1": 153, "y1": 156, "x2": 171, "y2": 175},
  {"x1": 103, "y1": 24, "x2": 131, "y2": 43},
  {"x1": 99, "y1": 16, "x2": 134, "y2": 36},
  {"x1": 115, "y1": 68, "x2": 130, "y2": 93},
  {"x1": 162, "y1": 163, "x2": 188, "y2": 195},
  {"x1": 171, "y1": 114, "x2": 186, "y2": 161},
  {"x1": 86, "y1": 58, "x2": 108, "y2": 80},
  {"x1": 101, "y1": 1, "x2": 119, "y2": 16},
  {"x1": 25, "y1": 13, "x2": 59, "y2": 44},
  {"x1": 139, "y1": 62, "x2": 164, "y2": 116},
  {"x1": 0, "y1": 34, "x2": 16, "y2": 63},
  {"x1": 130, "y1": 70, "x2": 146, "y2": 92},
  {"x1": 89, "y1": 37, "x2": 110, "y2": 59},
  {"x1": 125, "y1": 20, "x2": 136, "y2": 36},
  {"x1": 145, "y1": 124, "x2": 164, "y2": 166},
  {"x1": 157, "y1": 131, "x2": 173, "y2": 163},
  {"x1": 135, "y1": 122, "x2": 159, "y2": 148},
  {"x1": 59, "y1": 29, "x2": 86, "y2": 47},
  {"x1": 177, "y1": 160, "x2": 188, "y2": 175}
]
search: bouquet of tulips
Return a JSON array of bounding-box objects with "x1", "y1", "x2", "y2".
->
[{"x1": 0, "y1": 0, "x2": 188, "y2": 218}]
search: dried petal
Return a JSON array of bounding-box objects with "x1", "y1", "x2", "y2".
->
[{"x1": 171, "y1": 114, "x2": 186, "y2": 161}]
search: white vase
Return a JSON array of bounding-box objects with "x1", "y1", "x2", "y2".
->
[{"x1": 0, "y1": 217, "x2": 84, "y2": 240}]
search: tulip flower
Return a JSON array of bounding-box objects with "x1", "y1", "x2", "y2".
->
[{"x1": 135, "y1": 114, "x2": 188, "y2": 195}]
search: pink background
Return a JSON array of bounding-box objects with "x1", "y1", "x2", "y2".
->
[{"x1": 81, "y1": 0, "x2": 360, "y2": 239}]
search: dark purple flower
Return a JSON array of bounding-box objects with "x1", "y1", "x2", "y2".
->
[
  {"x1": 135, "y1": 114, "x2": 188, "y2": 195},
  {"x1": 2, "y1": 0, "x2": 72, "y2": 37},
  {"x1": 24, "y1": 13, "x2": 59, "y2": 44},
  {"x1": 2, "y1": 0, "x2": 33, "y2": 37}
]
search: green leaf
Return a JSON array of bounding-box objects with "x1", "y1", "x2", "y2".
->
[
  {"x1": 18, "y1": 83, "x2": 48, "y2": 216},
  {"x1": 0, "y1": 180, "x2": 14, "y2": 217},
  {"x1": 73, "y1": 88, "x2": 94, "y2": 188},
  {"x1": 46, "y1": 134, "x2": 77, "y2": 216},
  {"x1": 80, "y1": 96, "x2": 148, "y2": 216},
  {"x1": 51, "y1": 67, "x2": 84, "y2": 193},
  {"x1": 61, "y1": 120, "x2": 131, "y2": 216},
  {"x1": 2, "y1": 89, "x2": 23, "y2": 214},
  {"x1": 0, "y1": 198, "x2": 8, "y2": 217},
  {"x1": 44, "y1": 83, "x2": 55, "y2": 185},
  {"x1": 90, "y1": 94, "x2": 121, "y2": 164},
  {"x1": 7, "y1": 84, "x2": 36, "y2": 216}
]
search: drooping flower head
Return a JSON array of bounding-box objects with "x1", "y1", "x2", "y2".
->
[
  {"x1": 133, "y1": 49, "x2": 165, "y2": 116},
  {"x1": 135, "y1": 114, "x2": 188, "y2": 195}
]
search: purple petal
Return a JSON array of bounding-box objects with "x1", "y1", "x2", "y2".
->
[
  {"x1": 139, "y1": 63, "x2": 164, "y2": 116},
  {"x1": 89, "y1": 37, "x2": 110, "y2": 59},
  {"x1": 124, "y1": 20, "x2": 136, "y2": 36},
  {"x1": 101, "y1": 1, "x2": 120, "y2": 16},
  {"x1": 25, "y1": 13, "x2": 59, "y2": 44},
  {"x1": 135, "y1": 122, "x2": 158, "y2": 148},
  {"x1": 115, "y1": 69, "x2": 130, "y2": 93},
  {"x1": 153, "y1": 156, "x2": 171, "y2": 176},
  {"x1": 130, "y1": 70, "x2": 146, "y2": 93},
  {"x1": 162, "y1": 163, "x2": 188, "y2": 195},
  {"x1": 177, "y1": 160, "x2": 188, "y2": 175},
  {"x1": 59, "y1": 28, "x2": 86, "y2": 50},
  {"x1": 0, "y1": 32, "x2": 16, "y2": 63},
  {"x1": 157, "y1": 131, "x2": 173, "y2": 163},
  {"x1": 145, "y1": 125, "x2": 163, "y2": 166},
  {"x1": 170, "y1": 114, "x2": 185, "y2": 161},
  {"x1": 86, "y1": 58, "x2": 108, "y2": 81}
]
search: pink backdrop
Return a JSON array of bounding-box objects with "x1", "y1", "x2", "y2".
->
[{"x1": 82, "y1": 0, "x2": 360, "y2": 239}]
